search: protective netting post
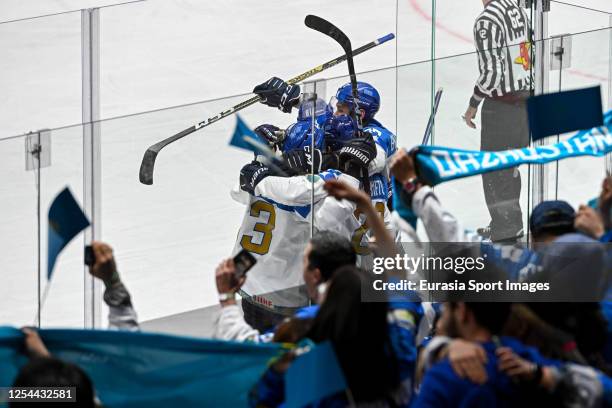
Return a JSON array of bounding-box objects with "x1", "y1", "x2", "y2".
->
[
  {"x1": 530, "y1": 0, "x2": 551, "y2": 211},
  {"x1": 82, "y1": 8, "x2": 102, "y2": 329},
  {"x1": 607, "y1": 15, "x2": 612, "y2": 174},
  {"x1": 303, "y1": 79, "x2": 327, "y2": 238}
]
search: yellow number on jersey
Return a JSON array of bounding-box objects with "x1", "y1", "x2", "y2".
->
[
  {"x1": 351, "y1": 202, "x2": 386, "y2": 255},
  {"x1": 240, "y1": 201, "x2": 276, "y2": 255}
]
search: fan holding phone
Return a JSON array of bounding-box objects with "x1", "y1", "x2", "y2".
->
[{"x1": 215, "y1": 250, "x2": 257, "y2": 304}]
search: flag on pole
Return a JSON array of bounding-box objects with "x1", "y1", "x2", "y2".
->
[
  {"x1": 527, "y1": 86, "x2": 603, "y2": 141},
  {"x1": 230, "y1": 114, "x2": 288, "y2": 177},
  {"x1": 230, "y1": 115, "x2": 270, "y2": 156},
  {"x1": 47, "y1": 187, "x2": 90, "y2": 279}
]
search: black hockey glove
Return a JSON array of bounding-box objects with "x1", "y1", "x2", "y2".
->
[
  {"x1": 321, "y1": 151, "x2": 339, "y2": 171},
  {"x1": 253, "y1": 77, "x2": 301, "y2": 113},
  {"x1": 282, "y1": 148, "x2": 322, "y2": 175},
  {"x1": 338, "y1": 135, "x2": 377, "y2": 178},
  {"x1": 240, "y1": 161, "x2": 275, "y2": 195},
  {"x1": 254, "y1": 124, "x2": 285, "y2": 149}
]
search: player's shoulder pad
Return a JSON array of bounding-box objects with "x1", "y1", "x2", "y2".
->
[{"x1": 363, "y1": 119, "x2": 397, "y2": 156}]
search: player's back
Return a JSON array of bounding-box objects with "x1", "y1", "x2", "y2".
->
[{"x1": 231, "y1": 190, "x2": 310, "y2": 308}]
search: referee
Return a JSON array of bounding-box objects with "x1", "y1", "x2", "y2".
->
[{"x1": 463, "y1": 0, "x2": 532, "y2": 243}]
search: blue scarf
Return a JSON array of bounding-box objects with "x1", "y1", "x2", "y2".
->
[{"x1": 415, "y1": 110, "x2": 612, "y2": 186}]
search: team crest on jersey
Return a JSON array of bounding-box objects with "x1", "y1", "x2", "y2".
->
[{"x1": 514, "y1": 42, "x2": 532, "y2": 71}]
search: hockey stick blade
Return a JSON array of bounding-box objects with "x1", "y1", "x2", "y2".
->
[
  {"x1": 421, "y1": 88, "x2": 444, "y2": 146},
  {"x1": 139, "y1": 149, "x2": 158, "y2": 185},
  {"x1": 305, "y1": 15, "x2": 352, "y2": 56},
  {"x1": 304, "y1": 15, "x2": 361, "y2": 127},
  {"x1": 139, "y1": 31, "x2": 395, "y2": 185}
]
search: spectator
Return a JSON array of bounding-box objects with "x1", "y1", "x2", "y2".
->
[
  {"x1": 8, "y1": 241, "x2": 136, "y2": 407},
  {"x1": 250, "y1": 266, "x2": 412, "y2": 407},
  {"x1": 389, "y1": 149, "x2": 610, "y2": 373},
  {"x1": 88, "y1": 241, "x2": 139, "y2": 331},
  {"x1": 213, "y1": 231, "x2": 356, "y2": 342},
  {"x1": 11, "y1": 328, "x2": 97, "y2": 408},
  {"x1": 413, "y1": 301, "x2": 557, "y2": 407}
]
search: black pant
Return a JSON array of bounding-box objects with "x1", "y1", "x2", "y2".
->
[
  {"x1": 481, "y1": 95, "x2": 530, "y2": 241},
  {"x1": 241, "y1": 287, "x2": 308, "y2": 333}
]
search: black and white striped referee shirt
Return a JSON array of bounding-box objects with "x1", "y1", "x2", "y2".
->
[{"x1": 471, "y1": 0, "x2": 533, "y2": 106}]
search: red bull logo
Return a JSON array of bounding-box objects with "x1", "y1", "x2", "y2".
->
[{"x1": 514, "y1": 42, "x2": 531, "y2": 71}]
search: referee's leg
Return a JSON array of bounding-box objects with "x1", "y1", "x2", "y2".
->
[{"x1": 480, "y1": 97, "x2": 529, "y2": 241}]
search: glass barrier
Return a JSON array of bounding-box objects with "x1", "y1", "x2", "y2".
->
[
  {"x1": 39, "y1": 125, "x2": 87, "y2": 328},
  {"x1": 1, "y1": 1, "x2": 611, "y2": 331},
  {"x1": 0, "y1": 11, "x2": 84, "y2": 328},
  {"x1": 0, "y1": 125, "x2": 86, "y2": 328},
  {"x1": 98, "y1": 1, "x2": 399, "y2": 119},
  {"x1": 549, "y1": 1, "x2": 611, "y2": 38},
  {"x1": 432, "y1": 49, "x2": 532, "y2": 241},
  {"x1": 0, "y1": 135, "x2": 40, "y2": 327},
  {"x1": 98, "y1": 66, "x2": 400, "y2": 323},
  {"x1": 0, "y1": 12, "x2": 83, "y2": 139},
  {"x1": 554, "y1": 28, "x2": 611, "y2": 206},
  {"x1": 98, "y1": 97, "x2": 291, "y2": 321}
]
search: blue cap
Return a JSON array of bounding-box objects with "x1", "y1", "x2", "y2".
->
[{"x1": 530, "y1": 200, "x2": 575, "y2": 234}]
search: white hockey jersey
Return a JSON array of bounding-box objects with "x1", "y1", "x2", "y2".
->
[{"x1": 231, "y1": 170, "x2": 360, "y2": 308}]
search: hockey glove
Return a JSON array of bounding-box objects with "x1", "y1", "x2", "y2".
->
[
  {"x1": 254, "y1": 124, "x2": 285, "y2": 149},
  {"x1": 239, "y1": 161, "x2": 275, "y2": 195},
  {"x1": 282, "y1": 148, "x2": 322, "y2": 175},
  {"x1": 321, "y1": 151, "x2": 339, "y2": 171},
  {"x1": 323, "y1": 114, "x2": 358, "y2": 152},
  {"x1": 338, "y1": 135, "x2": 377, "y2": 178},
  {"x1": 253, "y1": 77, "x2": 301, "y2": 113}
]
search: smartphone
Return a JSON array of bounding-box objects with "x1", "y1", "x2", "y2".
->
[
  {"x1": 84, "y1": 245, "x2": 95, "y2": 267},
  {"x1": 233, "y1": 249, "x2": 257, "y2": 279}
]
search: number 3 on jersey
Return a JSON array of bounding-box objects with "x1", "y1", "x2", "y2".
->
[{"x1": 240, "y1": 201, "x2": 276, "y2": 255}]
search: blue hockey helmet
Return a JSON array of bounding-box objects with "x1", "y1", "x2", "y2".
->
[
  {"x1": 283, "y1": 122, "x2": 325, "y2": 153},
  {"x1": 334, "y1": 82, "x2": 380, "y2": 122},
  {"x1": 297, "y1": 97, "x2": 332, "y2": 124},
  {"x1": 323, "y1": 114, "x2": 357, "y2": 152}
]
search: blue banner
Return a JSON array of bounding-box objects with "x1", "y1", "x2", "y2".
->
[
  {"x1": 286, "y1": 341, "x2": 347, "y2": 408},
  {"x1": 415, "y1": 110, "x2": 612, "y2": 186},
  {"x1": 0, "y1": 327, "x2": 281, "y2": 407},
  {"x1": 528, "y1": 86, "x2": 603, "y2": 141}
]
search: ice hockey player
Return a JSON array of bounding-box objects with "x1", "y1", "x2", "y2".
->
[
  {"x1": 252, "y1": 97, "x2": 331, "y2": 156},
  {"x1": 231, "y1": 102, "x2": 376, "y2": 331},
  {"x1": 324, "y1": 81, "x2": 399, "y2": 255},
  {"x1": 252, "y1": 77, "x2": 398, "y2": 256}
]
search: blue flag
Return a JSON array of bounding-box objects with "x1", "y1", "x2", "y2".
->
[
  {"x1": 230, "y1": 115, "x2": 270, "y2": 155},
  {"x1": 286, "y1": 341, "x2": 347, "y2": 408},
  {"x1": 415, "y1": 110, "x2": 612, "y2": 186},
  {"x1": 528, "y1": 86, "x2": 603, "y2": 141},
  {"x1": 0, "y1": 326, "x2": 281, "y2": 407},
  {"x1": 47, "y1": 187, "x2": 90, "y2": 279}
]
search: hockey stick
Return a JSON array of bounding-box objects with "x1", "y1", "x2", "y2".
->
[
  {"x1": 139, "y1": 32, "x2": 395, "y2": 185},
  {"x1": 305, "y1": 15, "x2": 372, "y2": 195},
  {"x1": 304, "y1": 15, "x2": 362, "y2": 128},
  {"x1": 421, "y1": 88, "x2": 444, "y2": 145}
]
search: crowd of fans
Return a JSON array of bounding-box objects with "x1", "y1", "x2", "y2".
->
[{"x1": 7, "y1": 148, "x2": 612, "y2": 407}]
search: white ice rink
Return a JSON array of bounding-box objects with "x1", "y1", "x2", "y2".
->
[{"x1": 1, "y1": 0, "x2": 611, "y2": 329}]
